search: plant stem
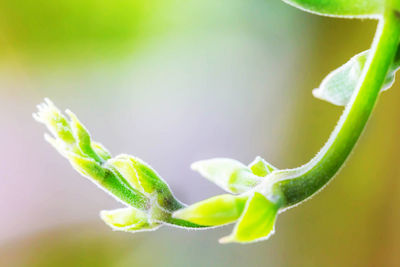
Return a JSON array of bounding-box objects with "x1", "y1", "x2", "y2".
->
[
  {"x1": 163, "y1": 4, "x2": 400, "y2": 228},
  {"x1": 273, "y1": 8, "x2": 400, "y2": 207}
]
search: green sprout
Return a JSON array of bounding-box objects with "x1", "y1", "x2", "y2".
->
[{"x1": 34, "y1": 0, "x2": 400, "y2": 244}]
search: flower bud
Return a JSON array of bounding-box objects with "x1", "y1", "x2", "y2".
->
[
  {"x1": 33, "y1": 98, "x2": 75, "y2": 145},
  {"x1": 34, "y1": 99, "x2": 150, "y2": 210},
  {"x1": 107, "y1": 154, "x2": 182, "y2": 211}
]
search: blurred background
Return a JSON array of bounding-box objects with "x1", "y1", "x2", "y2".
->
[{"x1": 0, "y1": 0, "x2": 399, "y2": 266}]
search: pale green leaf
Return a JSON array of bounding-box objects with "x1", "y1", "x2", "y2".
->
[
  {"x1": 191, "y1": 158, "x2": 262, "y2": 194},
  {"x1": 248, "y1": 156, "x2": 276, "y2": 177},
  {"x1": 66, "y1": 109, "x2": 103, "y2": 163},
  {"x1": 313, "y1": 50, "x2": 400, "y2": 106},
  {"x1": 91, "y1": 142, "x2": 112, "y2": 161},
  {"x1": 172, "y1": 194, "x2": 247, "y2": 226},
  {"x1": 220, "y1": 192, "x2": 279, "y2": 244},
  {"x1": 100, "y1": 207, "x2": 160, "y2": 232},
  {"x1": 108, "y1": 155, "x2": 142, "y2": 191}
]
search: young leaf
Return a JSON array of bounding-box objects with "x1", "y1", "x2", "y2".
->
[
  {"x1": 91, "y1": 142, "x2": 112, "y2": 161},
  {"x1": 63, "y1": 150, "x2": 150, "y2": 210},
  {"x1": 101, "y1": 207, "x2": 160, "y2": 232},
  {"x1": 107, "y1": 155, "x2": 142, "y2": 191},
  {"x1": 172, "y1": 194, "x2": 247, "y2": 226},
  {"x1": 281, "y1": 0, "x2": 383, "y2": 18},
  {"x1": 313, "y1": 50, "x2": 400, "y2": 106},
  {"x1": 248, "y1": 156, "x2": 276, "y2": 177},
  {"x1": 219, "y1": 192, "x2": 280, "y2": 244},
  {"x1": 66, "y1": 109, "x2": 103, "y2": 163},
  {"x1": 191, "y1": 158, "x2": 262, "y2": 194}
]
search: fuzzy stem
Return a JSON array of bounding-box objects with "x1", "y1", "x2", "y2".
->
[{"x1": 273, "y1": 8, "x2": 400, "y2": 207}]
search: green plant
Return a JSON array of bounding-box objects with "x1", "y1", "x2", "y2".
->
[{"x1": 34, "y1": 0, "x2": 400, "y2": 244}]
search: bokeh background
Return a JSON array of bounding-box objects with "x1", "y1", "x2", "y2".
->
[{"x1": 1, "y1": 0, "x2": 399, "y2": 266}]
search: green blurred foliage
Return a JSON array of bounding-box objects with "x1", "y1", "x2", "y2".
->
[
  {"x1": 0, "y1": 0, "x2": 171, "y2": 61},
  {"x1": 0, "y1": 0, "x2": 293, "y2": 65}
]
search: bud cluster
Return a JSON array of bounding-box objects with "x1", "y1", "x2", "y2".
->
[
  {"x1": 34, "y1": 99, "x2": 189, "y2": 233},
  {"x1": 174, "y1": 157, "x2": 283, "y2": 243},
  {"x1": 34, "y1": 99, "x2": 285, "y2": 242}
]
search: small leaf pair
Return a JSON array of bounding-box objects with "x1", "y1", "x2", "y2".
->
[
  {"x1": 174, "y1": 157, "x2": 282, "y2": 243},
  {"x1": 173, "y1": 191, "x2": 281, "y2": 243},
  {"x1": 191, "y1": 157, "x2": 276, "y2": 194}
]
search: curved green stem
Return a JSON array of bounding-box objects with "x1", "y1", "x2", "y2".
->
[
  {"x1": 273, "y1": 9, "x2": 400, "y2": 207},
  {"x1": 33, "y1": 1, "x2": 400, "y2": 241}
]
